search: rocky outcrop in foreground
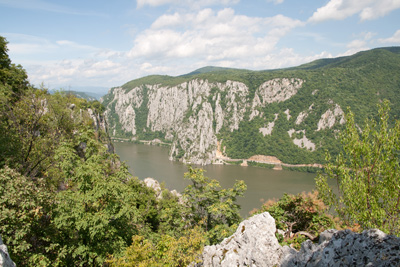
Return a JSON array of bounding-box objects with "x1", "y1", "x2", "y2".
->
[
  {"x1": 0, "y1": 235, "x2": 15, "y2": 267},
  {"x1": 196, "y1": 212, "x2": 400, "y2": 267}
]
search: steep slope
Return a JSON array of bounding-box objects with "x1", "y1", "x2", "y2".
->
[{"x1": 101, "y1": 47, "x2": 400, "y2": 165}]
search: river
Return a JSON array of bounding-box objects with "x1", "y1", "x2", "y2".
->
[{"x1": 114, "y1": 142, "x2": 319, "y2": 218}]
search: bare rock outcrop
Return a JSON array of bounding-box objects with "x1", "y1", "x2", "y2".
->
[
  {"x1": 198, "y1": 212, "x2": 283, "y2": 266},
  {"x1": 0, "y1": 235, "x2": 15, "y2": 267},
  {"x1": 144, "y1": 177, "x2": 162, "y2": 199},
  {"x1": 317, "y1": 104, "x2": 345, "y2": 131},
  {"x1": 196, "y1": 212, "x2": 400, "y2": 267},
  {"x1": 250, "y1": 78, "x2": 303, "y2": 119},
  {"x1": 295, "y1": 103, "x2": 314, "y2": 125},
  {"x1": 281, "y1": 229, "x2": 400, "y2": 266},
  {"x1": 288, "y1": 129, "x2": 316, "y2": 151}
]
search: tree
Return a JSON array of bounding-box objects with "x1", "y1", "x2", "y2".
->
[
  {"x1": 183, "y1": 167, "x2": 246, "y2": 244},
  {"x1": 53, "y1": 129, "x2": 157, "y2": 266},
  {"x1": 107, "y1": 226, "x2": 206, "y2": 267},
  {"x1": 0, "y1": 166, "x2": 60, "y2": 266},
  {"x1": 0, "y1": 36, "x2": 29, "y2": 98},
  {"x1": 316, "y1": 100, "x2": 400, "y2": 235}
]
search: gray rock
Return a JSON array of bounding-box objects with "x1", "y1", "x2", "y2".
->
[
  {"x1": 195, "y1": 213, "x2": 400, "y2": 267},
  {"x1": 144, "y1": 177, "x2": 162, "y2": 199},
  {"x1": 103, "y1": 78, "x2": 303, "y2": 165},
  {"x1": 0, "y1": 235, "x2": 16, "y2": 267},
  {"x1": 281, "y1": 228, "x2": 400, "y2": 267},
  {"x1": 199, "y1": 212, "x2": 283, "y2": 266}
]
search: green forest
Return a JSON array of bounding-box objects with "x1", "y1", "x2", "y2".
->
[{"x1": 1, "y1": 35, "x2": 400, "y2": 266}]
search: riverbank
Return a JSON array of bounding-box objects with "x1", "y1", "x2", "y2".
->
[
  {"x1": 215, "y1": 142, "x2": 323, "y2": 173},
  {"x1": 112, "y1": 138, "x2": 323, "y2": 173}
]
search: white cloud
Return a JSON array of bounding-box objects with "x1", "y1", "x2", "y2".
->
[
  {"x1": 24, "y1": 7, "x2": 309, "y2": 88},
  {"x1": 3, "y1": 34, "x2": 126, "y2": 88},
  {"x1": 336, "y1": 37, "x2": 370, "y2": 57},
  {"x1": 378, "y1": 30, "x2": 400, "y2": 44},
  {"x1": 309, "y1": 0, "x2": 400, "y2": 22},
  {"x1": 128, "y1": 8, "x2": 304, "y2": 64},
  {"x1": 137, "y1": 0, "x2": 240, "y2": 9},
  {"x1": 28, "y1": 58, "x2": 129, "y2": 88}
]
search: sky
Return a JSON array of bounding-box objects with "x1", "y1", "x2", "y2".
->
[{"x1": 1, "y1": 0, "x2": 400, "y2": 93}]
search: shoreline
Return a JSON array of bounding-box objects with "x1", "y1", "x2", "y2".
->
[{"x1": 111, "y1": 138, "x2": 323, "y2": 172}]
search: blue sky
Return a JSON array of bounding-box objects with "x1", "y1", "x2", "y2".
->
[{"x1": 1, "y1": 0, "x2": 400, "y2": 93}]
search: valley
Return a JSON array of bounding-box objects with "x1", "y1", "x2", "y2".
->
[{"x1": 101, "y1": 47, "x2": 400, "y2": 166}]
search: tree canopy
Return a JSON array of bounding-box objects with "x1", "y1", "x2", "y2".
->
[{"x1": 316, "y1": 100, "x2": 400, "y2": 235}]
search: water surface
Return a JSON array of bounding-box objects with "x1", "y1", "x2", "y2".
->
[{"x1": 114, "y1": 142, "x2": 319, "y2": 217}]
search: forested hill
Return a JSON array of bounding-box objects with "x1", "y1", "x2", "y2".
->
[{"x1": 102, "y1": 46, "x2": 400, "y2": 165}]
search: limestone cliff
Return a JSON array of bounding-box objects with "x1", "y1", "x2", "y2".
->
[
  {"x1": 102, "y1": 77, "x2": 324, "y2": 165},
  {"x1": 102, "y1": 49, "x2": 400, "y2": 165}
]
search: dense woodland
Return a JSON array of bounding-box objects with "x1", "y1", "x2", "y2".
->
[{"x1": 1, "y1": 35, "x2": 400, "y2": 266}]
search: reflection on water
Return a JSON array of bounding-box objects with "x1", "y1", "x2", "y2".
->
[{"x1": 114, "y1": 142, "x2": 318, "y2": 218}]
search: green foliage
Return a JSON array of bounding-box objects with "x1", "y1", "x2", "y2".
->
[
  {"x1": 105, "y1": 167, "x2": 246, "y2": 266},
  {"x1": 108, "y1": 226, "x2": 206, "y2": 267},
  {"x1": 0, "y1": 38, "x2": 29, "y2": 100},
  {"x1": 155, "y1": 189, "x2": 187, "y2": 236},
  {"x1": 54, "y1": 135, "x2": 148, "y2": 266},
  {"x1": 316, "y1": 100, "x2": 400, "y2": 236},
  {"x1": 0, "y1": 166, "x2": 61, "y2": 266},
  {"x1": 182, "y1": 167, "x2": 246, "y2": 244},
  {"x1": 282, "y1": 166, "x2": 322, "y2": 173},
  {"x1": 254, "y1": 191, "x2": 334, "y2": 238}
]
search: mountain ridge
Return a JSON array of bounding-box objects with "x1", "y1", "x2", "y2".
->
[{"x1": 101, "y1": 47, "x2": 400, "y2": 165}]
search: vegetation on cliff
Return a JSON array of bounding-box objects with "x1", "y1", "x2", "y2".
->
[{"x1": 102, "y1": 47, "x2": 400, "y2": 166}]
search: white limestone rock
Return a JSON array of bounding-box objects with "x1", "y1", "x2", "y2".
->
[
  {"x1": 196, "y1": 214, "x2": 400, "y2": 267},
  {"x1": 288, "y1": 129, "x2": 316, "y2": 151},
  {"x1": 199, "y1": 212, "x2": 283, "y2": 267},
  {"x1": 250, "y1": 78, "x2": 304, "y2": 120},
  {"x1": 295, "y1": 104, "x2": 314, "y2": 125},
  {"x1": 259, "y1": 114, "x2": 279, "y2": 136},
  {"x1": 170, "y1": 101, "x2": 217, "y2": 165},
  {"x1": 144, "y1": 177, "x2": 162, "y2": 199},
  {"x1": 284, "y1": 109, "x2": 291, "y2": 120},
  {"x1": 281, "y1": 229, "x2": 400, "y2": 267},
  {"x1": 317, "y1": 104, "x2": 345, "y2": 131}
]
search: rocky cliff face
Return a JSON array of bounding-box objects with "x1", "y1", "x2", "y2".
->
[
  {"x1": 103, "y1": 78, "x2": 260, "y2": 165},
  {"x1": 102, "y1": 76, "x2": 345, "y2": 165},
  {"x1": 101, "y1": 48, "x2": 400, "y2": 165},
  {"x1": 194, "y1": 212, "x2": 400, "y2": 267}
]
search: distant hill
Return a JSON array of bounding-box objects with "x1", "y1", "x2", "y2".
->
[
  {"x1": 181, "y1": 66, "x2": 241, "y2": 76},
  {"x1": 65, "y1": 91, "x2": 102, "y2": 101},
  {"x1": 101, "y1": 47, "x2": 400, "y2": 166}
]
